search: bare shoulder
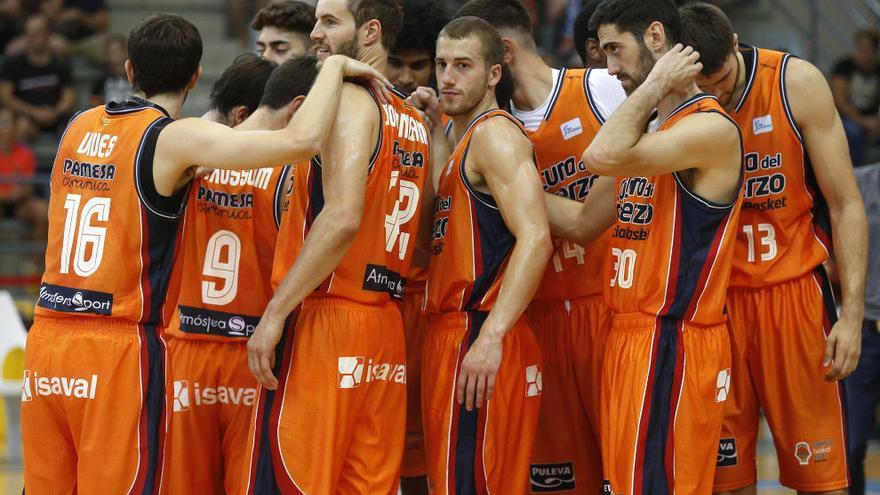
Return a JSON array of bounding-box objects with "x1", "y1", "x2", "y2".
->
[
  {"x1": 677, "y1": 111, "x2": 739, "y2": 146},
  {"x1": 783, "y1": 57, "x2": 835, "y2": 122},
  {"x1": 470, "y1": 114, "x2": 531, "y2": 155},
  {"x1": 338, "y1": 81, "x2": 379, "y2": 117}
]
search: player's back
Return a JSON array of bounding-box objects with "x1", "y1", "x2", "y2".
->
[
  {"x1": 605, "y1": 94, "x2": 743, "y2": 325},
  {"x1": 728, "y1": 45, "x2": 831, "y2": 287},
  {"x1": 272, "y1": 86, "x2": 430, "y2": 304},
  {"x1": 36, "y1": 98, "x2": 186, "y2": 327},
  {"x1": 167, "y1": 167, "x2": 287, "y2": 340}
]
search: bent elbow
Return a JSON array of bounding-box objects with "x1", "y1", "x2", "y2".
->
[
  {"x1": 582, "y1": 147, "x2": 618, "y2": 176},
  {"x1": 532, "y1": 228, "x2": 554, "y2": 262}
]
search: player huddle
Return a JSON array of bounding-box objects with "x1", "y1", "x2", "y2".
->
[{"x1": 20, "y1": 1, "x2": 869, "y2": 495}]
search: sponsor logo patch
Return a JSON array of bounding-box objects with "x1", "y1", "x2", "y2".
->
[
  {"x1": 172, "y1": 380, "x2": 256, "y2": 412},
  {"x1": 795, "y1": 441, "x2": 812, "y2": 465},
  {"x1": 37, "y1": 283, "x2": 113, "y2": 315},
  {"x1": 717, "y1": 437, "x2": 738, "y2": 467},
  {"x1": 530, "y1": 462, "x2": 575, "y2": 492},
  {"x1": 752, "y1": 115, "x2": 773, "y2": 135},
  {"x1": 525, "y1": 365, "x2": 543, "y2": 397},
  {"x1": 715, "y1": 368, "x2": 731, "y2": 402},
  {"x1": 177, "y1": 306, "x2": 259, "y2": 338},
  {"x1": 337, "y1": 356, "x2": 405, "y2": 389},
  {"x1": 362, "y1": 264, "x2": 405, "y2": 299},
  {"x1": 21, "y1": 370, "x2": 98, "y2": 400},
  {"x1": 560, "y1": 118, "x2": 583, "y2": 140}
]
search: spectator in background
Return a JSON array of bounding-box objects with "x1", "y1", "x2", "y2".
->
[
  {"x1": 203, "y1": 53, "x2": 276, "y2": 126},
  {"x1": 0, "y1": 0, "x2": 22, "y2": 54},
  {"x1": 0, "y1": 106, "x2": 47, "y2": 239},
  {"x1": 89, "y1": 34, "x2": 130, "y2": 105},
  {"x1": 832, "y1": 29, "x2": 880, "y2": 167},
  {"x1": 252, "y1": 0, "x2": 315, "y2": 64},
  {"x1": 847, "y1": 162, "x2": 880, "y2": 495},
  {"x1": 387, "y1": 0, "x2": 447, "y2": 95},
  {"x1": 40, "y1": 0, "x2": 109, "y2": 43},
  {"x1": 0, "y1": 14, "x2": 75, "y2": 135}
]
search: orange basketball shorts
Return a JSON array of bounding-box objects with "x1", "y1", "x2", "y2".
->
[
  {"x1": 422, "y1": 311, "x2": 543, "y2": 495},
  {"x1": 526, "y1": 295, "x2": 610, "y2": 494},
  {"x1": 713, "y1": 268, "x2": 849, "y2": 492},
  {"x1": 241, "y1": 298, "x2": 406, "y2": 495},
  {"x1": 601, "y1": 313, "x2": 731, "y2": 495},
  {"x1": 164, "y1": 337, "x2": 256, "y2": 494},
  {"x1": 22, "y1": 316, "x2": 167, "y2": 495},
  {"x1": 401, "y1": 286, "x2": 428, "y2": 478}
]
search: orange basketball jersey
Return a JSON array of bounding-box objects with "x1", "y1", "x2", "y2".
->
[
  {"x1": 165, "y1": 167, "x2": 287, "y2": 341},
  {"x1": 528, "y1": 68, "x2": 610, "y2": 301},
  {"x1": 604, "y1": 94, "x2": 743, "y2": 326},
  {"x1": 272, "y1": 87, "x2": 430, "y2": 304},
  {"x1": 427, "y1": 110, "x2": 532, "y2": 314},
  {"x1": 728, "y1": 46, "x2": 831, "y2": 287},
  {"x1": 36, "y1": 99, "x2": 187, "y2": 326}
]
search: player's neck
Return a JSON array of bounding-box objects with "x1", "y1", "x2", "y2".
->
[
  {"x1": 137, "y1": 91, "x2": 186, "y2": 119},
  {"x1": 451, "y1": 92, "x2": 499, "y2": 146},
  {"x1": 237, "y1": 107, "x2": 286, "y2": 131},
  {"x1": 510, "y1": 51, "x2": 554, "y2": 111},
  {"x1": 655, "y1": 83, "x2": 702, "y2": 122},
  {"x1": 359, "y1": 46, "x2": 388, "y2": 76}
]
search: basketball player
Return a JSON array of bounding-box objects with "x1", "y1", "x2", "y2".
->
[
  {"x1": 388, "y1": 2, "x2": 449, "y2": 494},
  {"x1": 572, "y1": 0, "x2": 606, "y2": 69},
  {"x1": 452, "y1": 1, "x2": 624, "y2": 492},
  {"x1": 387, "y1": 0, "x2": 447, "y2": 95},
  {"x1": 21, "y1": 13, "x2": 387, "y2": 494},
  {"x1": 163, "y1": 56, "x2": 318, "y2": 495},
  {"x1": 412, "y1": 16, "x2": 553, "y2": 495},
  {"x1": 543, "y1": 1, "x2": 744, "y2": 492},
  {"x1": 253, "y1": 0, "x2": 316, "y2": 64},
  {"x1": 242, "y1": 1, "x2": 432, "y2": 493},
  {"x1": 202, "y1": 54, "x2": 276, "y2": 126},
  {"x1": 678, "y1": 4, "x2": 868, "y2": 495}
]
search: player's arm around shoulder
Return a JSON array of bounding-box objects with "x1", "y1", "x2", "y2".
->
[{"x1": 786, "y1": 57, "x2": 868, "y2": 380}]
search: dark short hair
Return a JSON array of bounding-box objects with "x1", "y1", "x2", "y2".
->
[
  {"x1": 210, "y1": 54, "x2": 277, "y2": 116},
  {"x1": 128, "y1": 14, "x2": 203, "y2": 97},
  {"x1": 392, "y1": 0, "x2": 448, "y2": 59},
  {"x1": 589, "y1": 0, "x2": 681, "y2": 47},
  {"x1": 855, "y1": 29, "x2": 880, "y2": 48},
  {"x1": 348, "y1": 0, "x2": 404, "y2": 50},
  {"x1": 259, "y1": 55, "x2": 319, "y2": 110},
  {"x1": 573, "y1": 0, "x2": 603, "y2": 64},
  {"x1": 454, "y1": 0, "x2": 534, "y2": 45},
  {"x1": 679, "y1": 2, "x2": 734, "y2": 76},
  {"x1": 251, "y1": 0, "x2": 316, "y2": 34}
]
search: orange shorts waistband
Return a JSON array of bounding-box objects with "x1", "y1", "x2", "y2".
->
[
  {"x1": 300, "y1": 296, "x2": 399, "y2": 313},
  {"x1": 528, "y1": 293, "x2": 604, "y2": 310},
  {"x1": 33, "y1": 314, "x2": 142, "y2": 332},
  {"x1": 610, "y1": 312, "x2": 727, "y2": 332},
  {"x1": 426, "y1": 311, "x2": 482, "y2": 331}
]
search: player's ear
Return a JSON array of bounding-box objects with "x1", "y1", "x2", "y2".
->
[
  {"x1": 644, "y1": 21, "x2": 666, "y2": 53},
  {"x1": 229, "y1": 105, "x2": 249, "y2": 127},
  {"x1": 587, "y1": 39, "x2": 604, "y2": 68},
  {"x1": 186, "y1": 66, "x2": 203, "y2": 91},
  {"x1": 732, "y1": 32, "x2": 739, "y2": 49},
  {"x1": 501, "y1": 36, "x2": 514, "y2": 65},
  {"x1": 487, "y1": 63, "x2": 502, "y2": 88},
  {"x1": 287, "y1": 95, "x2": 306, "y2": 122},
  {"x1": 362, "y1": 19, "x2": 382, "y2": 47},
  {"x1": 124, "y1": 60, "x2": 136, "y2": 86}
]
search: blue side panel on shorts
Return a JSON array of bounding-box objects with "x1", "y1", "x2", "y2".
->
[
  {"x1": 454, "y1": 311, "x2": 488, "y2": 495},
  {"x1": 141, "y1": 324, "x2": 166, "y2": 495}
]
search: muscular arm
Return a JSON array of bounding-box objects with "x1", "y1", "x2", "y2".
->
[
  {"x1": 456, "y1": 118, "x2": 553, "y2": 410},
  {"x1": 544, "y1": 176, "x2": 617, "y2": 245},
  {"x1": 248, "y1": 85, "x2": 375, "y2": 389},
  {"x1": 789, "y1": 58, "x2": 868, "y2": 379},
  {"x1": 154, "y1": 55, "x2": 385, "y2": 195}
]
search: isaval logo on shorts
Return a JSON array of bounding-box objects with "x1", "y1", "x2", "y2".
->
[
  {"x1": 530, "y1": 462, "x2": 575, "y2": 492},
  {"x1": 172, "y1": 380, "x2": 256, "y2": 412},
  {"x1": 337, "y1": 357, "x2": 405, "y2": 389},
  {"x1": 525, "y1": 365, "x2": 543, "y2": 397},
  {"x1": 715, "y1": 368, "x2": 731, "y2": 402},
  {"x1": 717, "y1": 437, "x2": 738, "y2": 467},
  {"x1": 21, "y1": 369, "x2": 98, "y2": 400},
  {"x1": 795, "y1": 441, "x2": 812, "y2": 465}
]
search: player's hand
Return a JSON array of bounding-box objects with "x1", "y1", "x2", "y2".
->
[
  {"x1": 327, "y1": 55, "x2": 393, "y2": 103},
  {"x1": 645, "y1": 44, "x2": 703, "y2": 96},
  {"x1": 408, "y1": 87, "x2": 442, "y2": 129},
  {"x1": 248, "y1": 313, "x2": 284, "y2": 389},
  {"x1": 456, "y1": 333, "x2": 503, "y2": 411},
  {"x1": 823, "y1": 315, "x2": 862, "y2": 380}
]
